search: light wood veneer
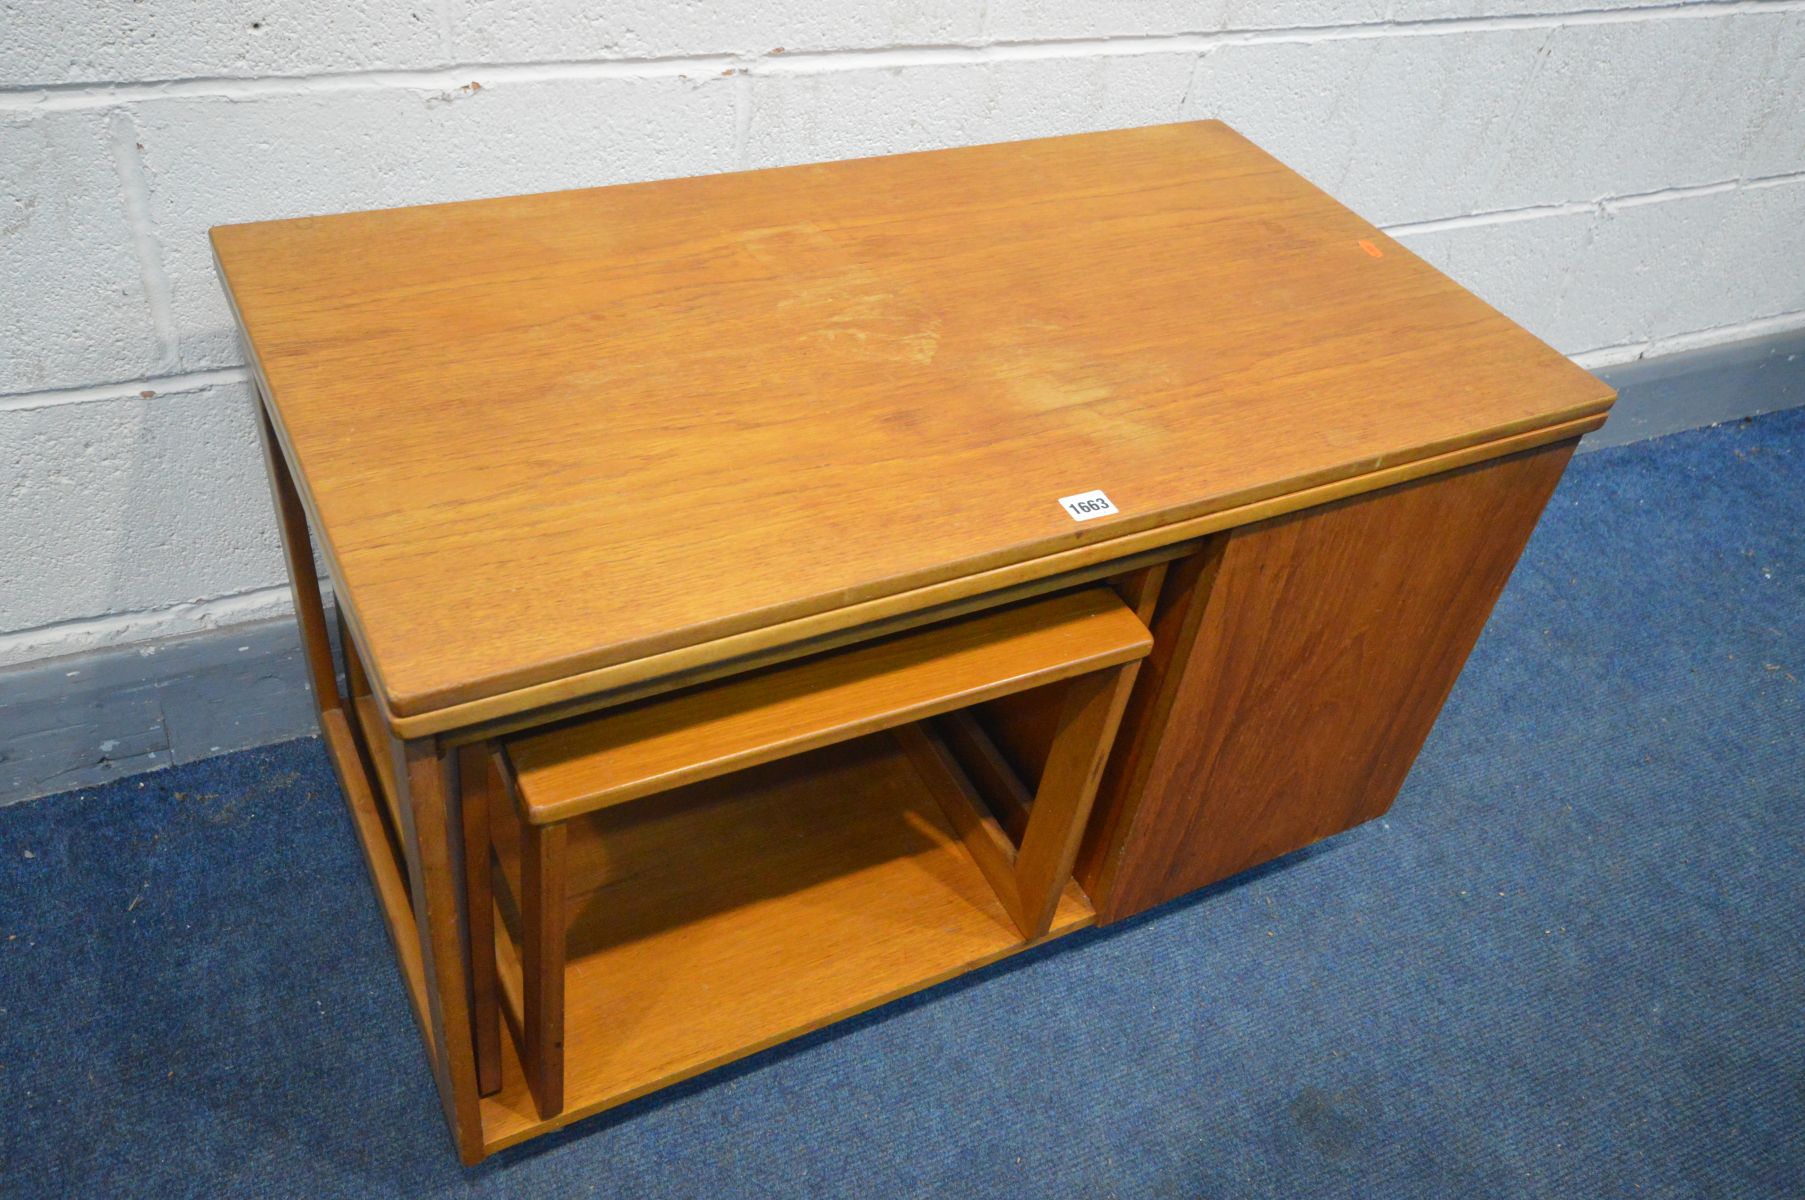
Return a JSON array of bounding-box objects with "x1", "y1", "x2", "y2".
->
[
  {"x1": 482, "y1": 734, "x2": 1094, "y2": 1150},
  {"x1": 213, "y1": 120, "x2": 1611, "y2": 732}
]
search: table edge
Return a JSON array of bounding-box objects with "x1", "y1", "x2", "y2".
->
[{"x1": 381, "y1": 407, "x2": 1606, "y2": 737}]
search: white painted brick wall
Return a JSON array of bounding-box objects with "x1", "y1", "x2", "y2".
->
[
  {"x1": 0, "y1": 380, "x2": 277, "y2": 633},
  {"x1": 1, "y1": 111, "x2": 166, "y2": 393},
  {"x1": 744, "y1": 54, "x2": 1197, "y2": 168},
  {"x1": 447, "y1": 0, "x2": 981, "y2": 61},
  {"x1": 0, "y1": 1, "x2": 446, "y2": 84},
  {"x1": 1184, "y1": 11, "x2": 1805, "y2": 224},
  {"x1": 1403, "y1": 175, "x2": 1805, "y2": 352},
  {"x1": 135, "y1": 76, "x2": 738, "y2": 368},
  {"x1": 1, "y1": 1, "x2": 1802, "y2": 664}
]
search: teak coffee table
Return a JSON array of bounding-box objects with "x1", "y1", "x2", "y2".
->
[{"x1": 213, "y1": 121, "x2": 1613, "y2": 1163}]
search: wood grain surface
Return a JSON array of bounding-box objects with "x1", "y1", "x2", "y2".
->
[
  {"x1": 507, "y1": 587, "x2": 1149, "y2": 823},
  {"x1": 1078, "y1": 440, "x2": 1577, "y2": 921},
  {"x1": 213, "y1": 121, "x2": 1612, "y2": 726}
]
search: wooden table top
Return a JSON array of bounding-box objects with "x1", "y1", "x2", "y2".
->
[{"x1": 214, "y1": 120, "x2": 1611, "y2": 732}]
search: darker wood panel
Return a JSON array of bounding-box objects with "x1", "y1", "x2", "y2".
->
[
  {"x1": 1081, "y1": 440, "x2": 1577, "y2": 923},
  {"x1": 1074, "y1": 541, "x2": 1225, "y2": 908},
  {"x1": 966, "y1": 688, "x2": 1061, "y2": 793}
]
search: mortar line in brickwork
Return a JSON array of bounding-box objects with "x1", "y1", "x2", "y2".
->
[
  {"x1": 107, "y1": 109, "x2": 181, "y2": 372},
  {"x1": 1386, "y1": 202, "x2": 1606, "y2": 237},
  {"x1": 1383, "y1": 167, "x2": 1805, "y2": 237},
  {"x1": 1211, "y1": 0, "x2": 1805, "y2": 47},
  {"x1": 0, "y1": 58, "x2": 740, "y2": 111},
  {"x1": 1572, "y1": 309, "x2": 1805, "y2": 370},
  {"x1": 2, "y1": 0, "x2": 1801, "y2": 111},
  {"x1": 0, "y1": 368, "x2": 249, "y2": 415},
  {"x1": 1605, "y1": 169, "x2": 1805, "y2": 209}
]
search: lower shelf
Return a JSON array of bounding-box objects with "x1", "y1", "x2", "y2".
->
[{"x1": 481, "y1": 730, "x2": 1095, "y2": 1152}]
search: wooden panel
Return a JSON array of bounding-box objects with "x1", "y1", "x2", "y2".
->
[
  {"x1": 906, "y1": 662, "x2": 1138, "y2": 939},
  {"x1": 1109, "y1": 563, "x2": 1168, "y2": 627},
  {"x1": 1081, "y1": 441, "x2": 1577, "y2": 922},
  {"x1": 967, "y1": 689, "x2": 1060, "y2": 794},
  {"x1": 336, "y1": 601, "x2": 369, "y2": 704},
  {"x1": 476, "y1": 734, "x2": 1094, "y2": 1153},
  {"x1": 214, "y1": 121, "x2": 1611, "y2": 724},
  {"x1": 507, "y1": 588, "x2": 1150, "y2": 824}
]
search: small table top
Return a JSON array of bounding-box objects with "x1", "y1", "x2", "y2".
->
[{"x1": 214, "y1": 121, "x2": 1610, "y2": 731}]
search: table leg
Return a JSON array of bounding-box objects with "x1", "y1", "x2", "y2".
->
[
  {"x1": 389, "y1": 736, "x2": 488, "y2": 1162},
  {"x1": 253, "y1": 404, "x2": 337, "y2": 723},
  {"x1": 519, "y1": 819, "x2": 567, "y2": 1119},
  {"x1": 254, "y1": 396, "x2": 487, "y2": 1163},
  {"x1": 459, "y1": 745, "x2": 503, "y2": 1097}
]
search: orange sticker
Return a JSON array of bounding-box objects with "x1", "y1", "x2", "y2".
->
[{"x1": 1358, "y1": 239, "x2": 1383, "y2": 259}]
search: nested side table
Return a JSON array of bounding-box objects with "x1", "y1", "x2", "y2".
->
[
  {"x1": 216, "y1": 120, "x2": 1612, "y2": 1161},
  {"x1": 484, "y1": 586, "x2": 1152, "y2": 1119}
]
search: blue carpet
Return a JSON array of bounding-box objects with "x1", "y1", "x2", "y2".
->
[{"x1": 2, "y1": 409, "x2": 1801, "y2": 1198}]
